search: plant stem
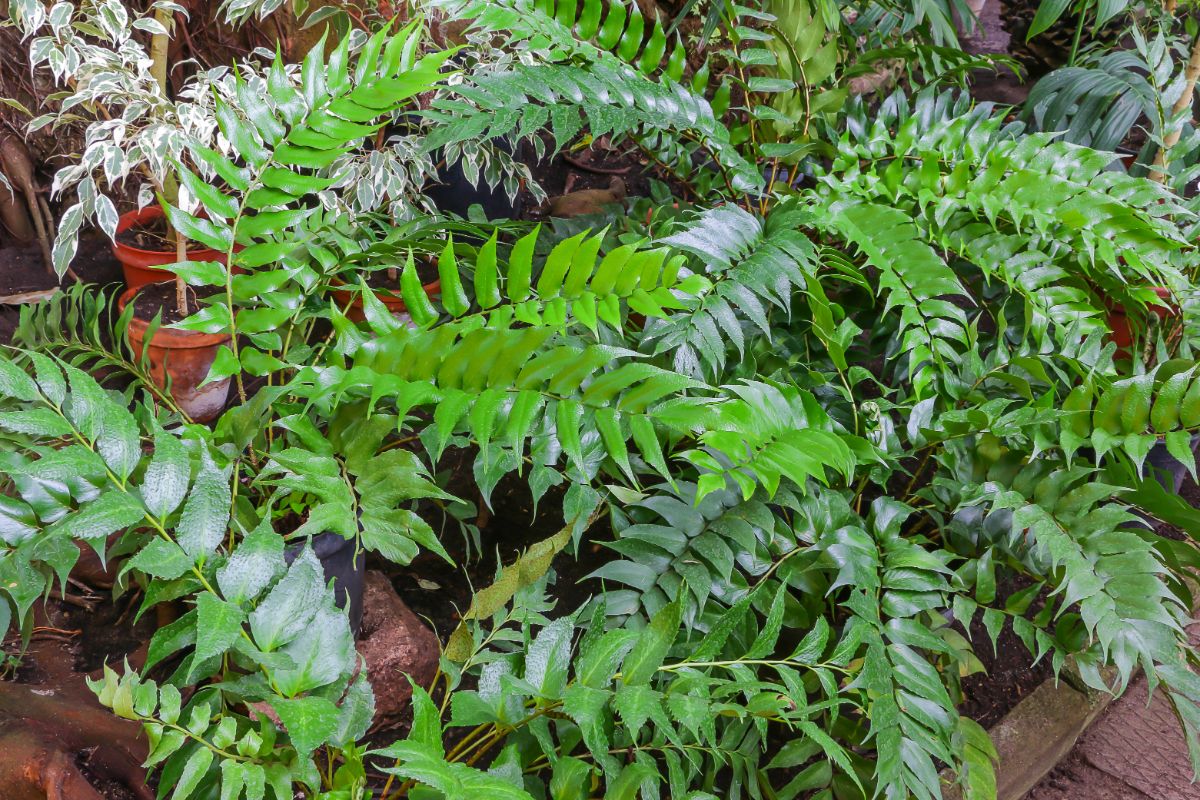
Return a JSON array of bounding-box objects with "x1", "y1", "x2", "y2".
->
[
  {"x1": 1067, "y1": 9, "x2": 1087, "y2": 67},
  {"x1": 1151, "y1": 28, "x2": 1200, "y2": 183},
  {"x1": 175, "y1": 233, "x2": 188, "y2": 317},
  {"x1": 149, "y1": 7, "x2": 172, "y2": 94}
]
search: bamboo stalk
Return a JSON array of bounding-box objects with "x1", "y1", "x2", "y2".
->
[
  {"x1": 149, "y1": 5, "x2": 189, "y2": 317},
  {"x1": 1151, "y1": 29, "x2": 1200, "y2": 183},
  {"x1": 149, "y1": 7, "x2": 172, "y2": 93},
  {"x1": 175, "y1": 234, "x2": 188, "y2": 317}
]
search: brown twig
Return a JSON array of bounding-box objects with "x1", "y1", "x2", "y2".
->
[
  {"x1": 48, "y1": 589, "x2": 97, "y2": 611},
  {"x1": 561, "y1": 153, "x2": 632, "y2": 175},
  {"x1": 32, "y1": 626, "x2": 81, "y2": 636}
]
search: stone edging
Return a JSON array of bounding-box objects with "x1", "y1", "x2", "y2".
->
[{"x1": 942, "y1": 668, "x2": 1116, "y2": 800}]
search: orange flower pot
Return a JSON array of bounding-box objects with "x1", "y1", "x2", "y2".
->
[
  {"x1": 328, "y1": 277, "x2": 441, "y2": 323},
  {"x1": 112, "y1": 205, "x2": 229, "y2": 290},
  {"x1": 119, "y1": 283, "x2": 232, "y2": 422},
  {"x1": 1105, "y1": 286, "x2": 1177, "y2": 359}
]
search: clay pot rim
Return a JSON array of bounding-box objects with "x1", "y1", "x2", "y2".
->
[
  {"x1": 328, "y1": 275, "x2": 442, "y2": 312},
  {"x1": 118, "y1": 283, "x2": 232, "y2": 349},
  {"x1": 114, "y1": 205, "x2": 226, "y2": 259},
  {"x1": 328, "y1": 274, "x2": 442, "y2": 296},
  {"x1": 1104, "y1": 285, "x2": 1178, "y2": 316}
]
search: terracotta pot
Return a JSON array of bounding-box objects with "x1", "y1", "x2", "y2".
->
[
  {"x1": 329, "y1": 276, "x2": 441, "y2": 323},
  {"x1": 113, "y1": 205, "x2": 228, "y2": 290},
  {"x1": 118, "y1": 283, "x2": 231, "y2": 423},
  {"x1": 1105, "y1": 286, "x2": 1177, "y2": 358}
]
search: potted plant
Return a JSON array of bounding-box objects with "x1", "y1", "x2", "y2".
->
[
  {"x1": 12, "y1": 1, "x2": 236, "y2": 282},
  {"x1": 14, "y1": 1, "x2": 245, "y2": 419},
  {"x1": 1104, "y1": 285, "x2": 1179, "y2": 360},
  {"x1": 112, "y1": 204, "x2": 230, "y2": 290},
  {"x1": 116, "y1": 23, "x2": 458, "y2": 414},
  {"x1": 323, "y1": 216, "x2": 511, "y2": 324}
]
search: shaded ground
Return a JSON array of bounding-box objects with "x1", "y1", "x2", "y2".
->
[
  {"x1": 1024, "y1": 641, "x2": 1200, "y2": 800},
  {"x1": 958, "y1": 577, "x2": 1054, "y2": 729},
  {"x1": 962, "y1": 0, "x2": 1031, "y2": 108},
  {"x1": 0, "y1": 231, "x2": 124, "y2": 344},
  {"x1": 1024, "y1": 479, "x2": 1200, "y2": 799}
]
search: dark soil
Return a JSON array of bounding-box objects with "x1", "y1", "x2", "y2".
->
[
  {"x1": 79, "y1": 754, "x2": 141, "y2": 800},
  {"x1": 60, "y1": 592, "x2": 157, "y2": 674},
  {"x1": 0, "y1": 230, "x2": 124, "y2": 347},
  {"x1": 130, "y1": 281, "x2": 218, "y2": 324},
  {"x1": 958, "y1": 577, "x2": 1055, "y2": 730},
  {"x1": 0, "y1": 231, "x2": 123, "y2": 296},
  {"x1": 526, "y1": 135, "x2": 656, "y2": 203},
  {"x1": 114, "y1": 214, "x2": 171, "y2": 251},
  {"x1": 116, "y1": 214, "x2": 226, "y2": 254},
  {"x1": 0, "y1": 306, "x2": 19, "y2": 346},
  {"x1": 382, "y1": 454, "x2": 608, "y2": 641}
]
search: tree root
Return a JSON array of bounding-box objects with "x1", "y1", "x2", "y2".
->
[
  {"x1": 0, "y1": 173, "x2": 35, "y2": 242},
  {"x1": 0, "y1": 603, "x2": 154, "y2": 800},
  {"x1": 0, "y1": 134, "x2": 55, "y2": 276},
  {"x1": 0, "y1": 680, "x2": 153, "y2": 800}
]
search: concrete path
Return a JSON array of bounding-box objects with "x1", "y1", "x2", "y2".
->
[{"x1": 1024, "y1": 637, "x2": 1200, "y2": 799}]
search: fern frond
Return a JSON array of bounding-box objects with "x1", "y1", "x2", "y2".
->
[
  {"x1": 643, "y1": 201, "x2": 818, "y2": 379},
  {"x1": 166, "y1": 23, "x2": 456, "y2": 380},
  {"x1": 970, "y1": 466, "x2": 1188, "y2": 693},
  {"x1": 422, "y1": 60, "x2": 758, "y2": 191},
  {"x1": 595, "y1": 481, "x2": 802, "y2": 623},
  {"x1": 436, "y1": 0, "x2": 688, "y2": 82},
  {"x1": 342, "y1": 226, "x2": 693, "y2": 340},
  {"x1": 1059, "y1": 365, "x2": 1200, "y2": 472},
  {"x1": 11, "y1": 283, "x2": 180, "y2": 414},
  {"x1": 820, "y1": 200, "x2": 969, "y2": 397},
  {"x1": 297, "y1": 320, "x2": 862, "y2": 507},
  {"x1": 422, "y1": 0, "x2": 760, "y2": 192}
]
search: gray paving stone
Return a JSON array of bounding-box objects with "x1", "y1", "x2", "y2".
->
[
  {"x1": 1024, "y1": 751, "x2": 1151, "y2": 800},
  {"x1": 1075, "y1": 674, "x2": 1200, "y2": 800}
]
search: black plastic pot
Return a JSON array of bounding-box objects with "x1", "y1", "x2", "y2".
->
[
  {"x1": 285, "y1": 532, "x2": 365, "y2": 636},
  {"x1": 1145, "y1": 434, "x2": 1200, "y2": 494},
  {"x1": 385, "y1": 110, "x2": 526, "y2": 220},
  {"x1": 424, "y1": 157, "x2": 525, "y2": 220}
]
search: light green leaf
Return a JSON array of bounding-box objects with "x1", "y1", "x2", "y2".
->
[
  {"x1": 142, "y1": 427, "x2": 190, "y2": 519},
  {"x1": 176, "y1": 452, "x2": 231, "y2": 562},
  {"x1": 249, "y1": 546, "x2": 325, "y2": 651},
  {"x1": 0, "y1": 356, "x2": 40, "y2": 401},
  {"x1": 50, "y1": 491, "x2": 145, "y2": 541},
  {"x1": 272, "y1": 605, "x2": 355, "y2": 697},
  {"x1": 621, "y1": 593, "x2": 682, "y2": 685},
  {"x1": 170, "y1": 746, "x2": 214, "y2": 800},
  {"x1": 193, "y1": 591, "x2": 246, "y2": 667},
  {"x1": 126, "y1": 538, "x2": 192, "y2": 580},
  {"x1": 269, "y1": 695, "x2": 341, "y2": 756},
  {"x1": 216, "y1": 521, "x2": 285, "y2": 603},
  {"x1": 525, "y1": 617, "x2": 574, "y2": 700}
]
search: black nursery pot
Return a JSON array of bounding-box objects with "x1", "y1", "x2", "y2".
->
[
  {"x1": 1145, "y1": 434, "x2": 1200, "y2": 493},
  {"x1": 285, "y1": 532, "x2": 365, "y2": 636},
  {"x1": 388, "y1": 112, "x2": 525, "y2": 220},
  {"x1": 424, "y1": 156, "x2": 524, "y2": 220},
  {"x1": 425, "y1": 136, "x2": 526, "y2": 220}
]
